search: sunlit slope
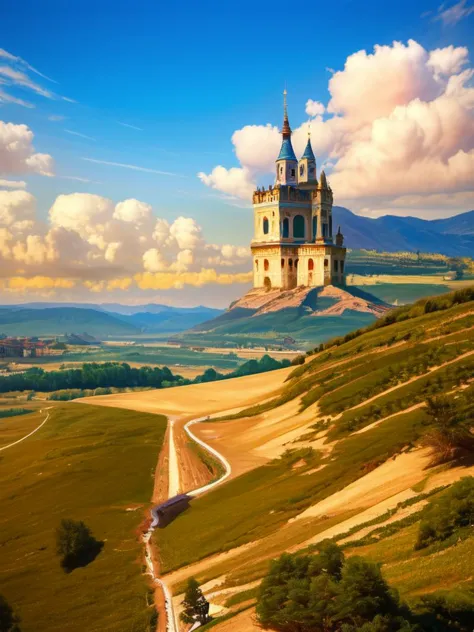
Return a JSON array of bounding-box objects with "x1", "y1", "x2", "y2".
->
[
  {"x1": 157, "y1": 288, "x2": 474, "y2": 580},
  {"x1": 83, "y1": 366, "x2": 294, "y2": 419},
  {"x1": 0, "y1": 403, "x2": 167, "y2": 632}
]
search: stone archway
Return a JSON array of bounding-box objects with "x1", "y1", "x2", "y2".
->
[{"x1": 263, "y1": 276, "x2": 272, "y2": 291}]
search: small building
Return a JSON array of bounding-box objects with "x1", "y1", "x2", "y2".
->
[{"x1": 151, "y1": 494, "x2": 191, "y2": 528}]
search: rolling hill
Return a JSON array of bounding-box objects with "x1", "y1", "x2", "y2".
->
[{"x1": 333, "y1": 207, "x2": 474, "y2": 255}]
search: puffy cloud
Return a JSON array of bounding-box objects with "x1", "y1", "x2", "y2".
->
[
  {"x1": 0, "y1": 121, "x2": 54, "y2": 176},
  {"x1": 198, "y1": 166, "x2": 255, "y2": 200},
  {"x1": 305, "y1": 100, "x2": 325, "y2": 117},
  {"x1": 0, "y1": 190, "x2": 36, "y2": 229},
  {"x1": 113, "y1": 198, "x2": 152, "y2": 223},
  {"x1": 427, "y1": 45, "x2": 469, "y2": 77},
  {"x1": 135, "y1": 269, "x2": 252, "y2": 291},
  {"x1": 0, "y1": 189, "x2": 250, "y2": 299},
  {"x1": 199, "y1": 39, "x2": 474, "y2": 219}
]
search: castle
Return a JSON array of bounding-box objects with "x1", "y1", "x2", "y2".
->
[{"x1": 251, "y1": 91, "x2": 346, "y2": 290}]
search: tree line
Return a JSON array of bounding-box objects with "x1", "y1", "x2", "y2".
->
[{"x1": 0, "y1": 355, "x2": 291, "y2": 394}]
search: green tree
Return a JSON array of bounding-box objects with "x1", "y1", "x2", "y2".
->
[
  {"x1": 0, "y1": 595, "x2": 21, "y2": 632},
  {"x1": 180, "y1": 578, "x2": 210, "y2": 626},
  {"x1": 56, "y1": 519, "x2": 102, "y2": 572}
]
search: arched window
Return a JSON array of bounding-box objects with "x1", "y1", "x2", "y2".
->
[
  {"x1": 293, "y1": 215, "x2": 305, "y2": 239},
  {"x1": 289, "y1": 258, "x2": 293, "y2": 268},
  {"x1": 324, "y1": 259, "x2": 328, "y2": 268},
  {"x1": 264, "y1": 259, "x2": 269, "y2": 271},
  {"x1": 281, "y1": 258, "x2": 285, "y2": 268},
  {"x1": 334, "y1": 260, "x2": 339, "y2": 272},
  {"x1": 322, "y1": 223, "x2": 328, "y2": 238},
  {"x1": 282, "y1": 217, "x2": 289, "y2": 238},
  {"x1": 263, "y1": 217, "x2": 269, "y2": 235},
  {"x1": 264, "y1": 276, "x2": 271, "y2": 290},
  {"x1": 341, "y1": 261, "x2": 345, "y2": 273},
  {"x1": 308, "y1": 258, "x2": 314, "y2": 271},
  {"x1": 312, "y1": 216, "x2": 318, "y2": 240},
  {"x1": 295, "y1": 258, "x2": 299, "y2": 269}
]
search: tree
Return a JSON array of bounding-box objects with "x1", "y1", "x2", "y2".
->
[
  {"x1": 0, "y1": 595, "x2": 21, "y2": 632},
  {"x1": 180, "y1": 578, "x2": 210, "y2": 626},
  {"x1": 56, "y1": 519, "x2": 103, "y2": 572},
  {"x1": 256, "y1": 547, "x2": 415, "y2": 632}
]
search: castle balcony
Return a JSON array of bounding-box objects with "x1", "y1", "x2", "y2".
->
[{"x1": 253, "y1": 184, "x2": 312, "y2": 205}]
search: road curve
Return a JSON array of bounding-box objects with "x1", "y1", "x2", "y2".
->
[
  {"x1": 145, "y1": 414, "x2": 232, "y2": 632},
  {"x1": 0, "y1": 408, "x2": 52, "y2": 453}
]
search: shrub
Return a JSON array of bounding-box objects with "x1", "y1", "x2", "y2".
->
[
  {"x1": 291, "y1": 355, "x2": 305, "y2": 366},
  {"x1": 423, "y1": 395, "x2": 474, "y2": 465},
  {"x1": 417, "y1": 587, "x2": 474, "y2": 632},
  {"x1": 415, "y1": 477, "x2": 474, "y2": 550}
]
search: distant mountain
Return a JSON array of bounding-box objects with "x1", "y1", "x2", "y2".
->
[
  {"x1": 0, "y1": 304, "x2": 223, "y2": 338},
  {"x1": 0, "y1": 307, "x2": 139, "y2": 338},
  {"x1": 333, "y1": 207, "x2": 474, "y2": 256}
]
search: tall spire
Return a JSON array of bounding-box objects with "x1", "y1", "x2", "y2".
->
[{"x1": 282, "y1": 88, "x2": 291, "y2": 139}]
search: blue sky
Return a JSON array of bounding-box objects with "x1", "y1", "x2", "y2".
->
[{"x1": 0, "y1": 0, "x2": 473, "y2": 305}]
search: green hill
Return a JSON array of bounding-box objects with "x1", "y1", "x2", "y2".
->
[
  {"x1": 0, "y1": 307, "x2": 140, "y2": 337},
  {"x1": 157, "y1": 287, "x2": 474, "y2": 626}
]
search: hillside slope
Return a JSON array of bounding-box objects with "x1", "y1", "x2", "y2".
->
[{"x1": 150, "y1": 288, "x2": 474, "y2": 627}]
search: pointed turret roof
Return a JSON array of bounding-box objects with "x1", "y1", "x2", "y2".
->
[
  {"x1": 302, "y1": 136, "x2": 315, "y2": 161},
  {"x1": 320, "y1": 170, "x2": 328, "y2": 188},
  {"x1": 276, "y1": 89, "x2": 297, "y2": 162}
]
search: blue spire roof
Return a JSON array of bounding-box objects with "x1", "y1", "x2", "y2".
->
[
  {"x1": 276, "y1": 138, "x2": 297, "y2": 162},
  {"x1": 302, "y1": 137, "x2": 315, "y2": 160}
]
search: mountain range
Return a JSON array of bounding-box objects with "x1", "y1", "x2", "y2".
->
[
  {"x1": 0, "y1": 304, "x2": 223, "y2": 338},
  {"x1": 333, "y1": 207, "x2": 474, "y2": 256}
]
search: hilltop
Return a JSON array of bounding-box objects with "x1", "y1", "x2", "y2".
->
[{"x1": 178, "y1": 284, "x2": 389, "y2": 348}]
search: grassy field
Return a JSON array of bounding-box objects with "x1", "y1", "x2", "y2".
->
[{"x1": 0, "y1": 403, "x2": 167, "y2": 632}]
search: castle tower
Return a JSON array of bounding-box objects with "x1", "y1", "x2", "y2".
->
[
  {"x1": 275, "y1": 89, "x2": 298, "y2": 186},
  {"x1": 251, "y1": 92, "x2": 346, "y2": 291},
  {"x1": 298, "y1": 133, "x2": 317, "y2": 191}
]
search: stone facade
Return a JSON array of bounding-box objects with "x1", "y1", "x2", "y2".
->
[{"x1": 251, "y1": 93, "x2": 346, "y2": 291}]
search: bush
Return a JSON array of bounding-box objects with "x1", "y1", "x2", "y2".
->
[
  {"x1": 56, "y1": 519, "x2": 103, "y2": 572},
  {"x1": 291, "y1": 355, "x2": 305, "y2": 366},
  {"x1": 423, "y1": 396, "x2": 474, "y2": 465},
  {"x1": 417, "y1": 587, "x2": 474, "y2": 632},
  {"x1": 415, "y1": 477, "x2": 474, "y2": 550}
]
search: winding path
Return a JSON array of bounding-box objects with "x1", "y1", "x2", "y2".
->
[
  {"x1": 0, "y1": 408, "x2": 52, "y2": 453},
  {"x1": 144, "y1": 415, "x2": 232, "y2": 632}
]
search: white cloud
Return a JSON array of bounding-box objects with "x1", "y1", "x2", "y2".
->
[
  {"x1": 0, "y1": 66, "x2": 53, "y2": 99},
  {"x1": 82, "y1": 157, "x2": 182, "y2": 177},
  {"x1": 0, "y1": 88, "x2": 34, "y2": 108},
  {"x1": 427, "y1": 45, "x2": 469, "y2": 76},
  {"x1": 0, "y1": 48, "x2": 57, "y2": 83},
  {"x1": 0, "y1": 190, "x2": 35, "y2": 229},
  {"x1": 434, "y1": 0, "x2": 474, "y2": 25},
  {"x1": 65, "y1": 129, "x2": 96, "y2": 141},
  {"x1": 305, "y1": 99, "x2": 325, "y2": 117},
  {"x1": 0, "y1": 121, "x2": 54, "y2": 176},
  {"x1": 198, "y1": 166, "x2": 255, "y2": 200},
  {"x1": 0, "y1": 179, "x2": 26, "y2": 189}
]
